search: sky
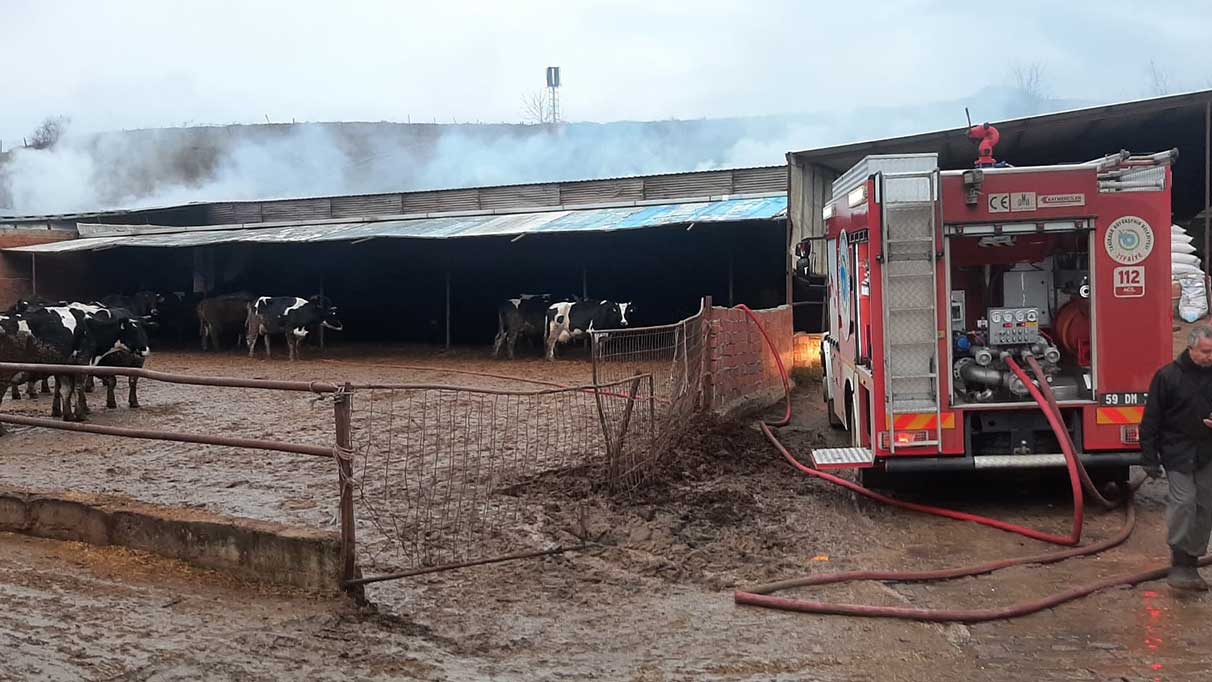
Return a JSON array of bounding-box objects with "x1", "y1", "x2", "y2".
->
[{"x1": 2, "y1": 0, "x2": 1209, "y2": 147}]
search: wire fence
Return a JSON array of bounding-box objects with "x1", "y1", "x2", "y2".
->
[
  {"x1": 591, "y1": 298, "x2": 708, "y2": 453},
  {"x1": 347, "y1": 376, "x2": 654, "y2": 573}
]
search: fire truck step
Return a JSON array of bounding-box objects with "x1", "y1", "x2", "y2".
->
[
  {"x1": 889, "y1": 399, "x2": 939, "y2": 411},
  {"x1": 810, "y1": 447, "x2": 875, "y2": 469}
]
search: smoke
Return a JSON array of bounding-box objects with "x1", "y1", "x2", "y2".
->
[{"x1": 0, "y1": 86, "x2": 1088, "y2": 215}]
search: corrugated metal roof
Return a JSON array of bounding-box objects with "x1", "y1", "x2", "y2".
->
[
  {"x1": 6, "y1": 194, "x2": 787, "y2": 254},
  {"x1": 0, "y1": 164, "x2": 785, "y2": 225},
  {"x1": 790, "y1": 89, "x2": 1212, "y2": 173}
]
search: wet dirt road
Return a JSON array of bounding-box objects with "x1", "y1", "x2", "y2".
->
[{"x1": 2, "y1": 346, "x2": 1210, "y2": 680}]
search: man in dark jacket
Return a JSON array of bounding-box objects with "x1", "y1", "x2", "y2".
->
[{"x1": 1140, "y1": 325, "x2": 1212, "y2": 591}]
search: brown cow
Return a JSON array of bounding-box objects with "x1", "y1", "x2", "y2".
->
[{"x1": 197, "y1": 293, "x2": 254, "y2": 351}]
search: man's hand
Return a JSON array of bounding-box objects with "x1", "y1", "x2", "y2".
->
[{"x1": 1142, "y1": 464, "x2": 1163, "y2": 480}]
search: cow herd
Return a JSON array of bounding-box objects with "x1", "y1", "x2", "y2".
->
[
  {"x1": 0, "y1": 287, "x2": 634, "y2": 434},
  {"x1": 0, "y1": 295, "x2": 153, "y2": 433}
]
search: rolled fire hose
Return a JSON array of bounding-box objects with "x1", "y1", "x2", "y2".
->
[{"x1": 730, "y1": 305, "x2": 1173, "y2": 623}]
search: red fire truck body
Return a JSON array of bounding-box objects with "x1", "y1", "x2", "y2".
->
[{"x1": 817, "y1": 148, "x2": 1177, "y2": 478}]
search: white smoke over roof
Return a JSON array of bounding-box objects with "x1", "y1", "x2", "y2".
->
[{"x1": 0, "y1": 87, "x2": 1088, "y2": 214}]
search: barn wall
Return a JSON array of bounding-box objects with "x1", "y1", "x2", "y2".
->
[
  {"x1": 708, "y1": 304, "x2": 793, "y2": 419},
  {"x1": 788, "y1": 159, "x2": 837, "y2": 275},
  {"x1": 0, "y1": 230, "x2": 77, "y2": 308}
]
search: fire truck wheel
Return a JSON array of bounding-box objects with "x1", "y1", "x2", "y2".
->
[
  {"x1": 859, "y1": 467, "x2": 890, "y2": 490},
  {"x1": 1089, "y1": 465, "x2": 1129, "y2": 489},
  {"x1": 826, "y1": 398, "x2": 844, "y2": 429}
]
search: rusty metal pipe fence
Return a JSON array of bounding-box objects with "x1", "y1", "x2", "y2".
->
[
  {"x1": 0, "y1": 360, "x2": 671, "y2": 591},
  {"x1": 0, "y1": 362, "x2": 362, "y2": 597}
]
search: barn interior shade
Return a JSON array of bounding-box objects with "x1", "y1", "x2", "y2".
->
[{"x1": 4, "y1": 195, "x2": 788, "y2": 253}]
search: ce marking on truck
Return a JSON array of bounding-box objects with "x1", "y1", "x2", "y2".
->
[{"x1": 987, "y1": 192, "x2": 1037, "y2": 214}]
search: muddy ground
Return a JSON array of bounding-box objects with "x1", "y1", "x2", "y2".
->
[{"x1": 1, "y1": 343, "x2": 1210, "y2": 680}]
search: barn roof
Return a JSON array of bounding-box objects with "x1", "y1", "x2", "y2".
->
[{"x1": 4, "y1": 193, "x2": 787, "y2": 253}]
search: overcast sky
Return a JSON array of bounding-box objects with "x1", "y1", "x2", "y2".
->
[{"x1": 1, "y1": 0, "x2": 1209, "y2": 147}]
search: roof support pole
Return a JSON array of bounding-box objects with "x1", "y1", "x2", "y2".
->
[
  {"x1": 728, "y1": 250, "x2": 735, "y2": 308},
  {"x1": 445, "y1": 269, "x2": 452, "y2": 351},
  {"x1": 318, "y1": 274, "x2": 326, "y2": 350},
  {"x1": 1205, "y1": 98, "x2": 1210, "y2": 274},
  {"x1": 30, "y1": 253, "x2": 36, "y2": 297},
  {"x1": 785, "y1": 214, "x2": 793, "y2": 307},
  {"x1": 582, "y1": 266, "x2": 588, "y2": 300}
]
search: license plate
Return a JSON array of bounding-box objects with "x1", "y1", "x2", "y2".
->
[{"x1": 1099, "y1": 392, "x2": 1147, "y2": 407}]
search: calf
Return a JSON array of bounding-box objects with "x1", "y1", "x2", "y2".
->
[
  {"x1": 197, "y1": 293, "x2": 254, "y2": 351},
  {"x1": 246, "y1": 296, "x2": 343, "y2": 361},
  {"x1": 493, "y1": 294, "x2": 575, "y2": 360},
  {"x1": 0, "y1": 308, "x2": 92, "y2": 432},
  {"x1": 544, "y1": 300, "x2": 634, "y2": 360}
]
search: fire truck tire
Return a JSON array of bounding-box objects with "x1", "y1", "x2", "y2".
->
[
  {"x1": 859, "y1": 467, "x2": 890, "y2": 489},
  {"x1": 826, "y1": 398, "x2": 844, "y2": 429},
  {"x1": 1090, "y1": 465, "x2": 1129, "y2": 488}
]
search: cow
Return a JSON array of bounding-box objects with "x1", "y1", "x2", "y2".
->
[
  {"x1": 493, "y1": 294, "x2": 577, "y2": 360},
  {"x1": 197, "y1": 293, "x2": 254, "y2": 351},
  {"x1": 544, "y1": 300, "x2": 633, "y2": 360},
  {"x1": 35, "y1": 303, "x2": 152, "y2": 410},
  {"x1": 79, "y1": 307, "x2": 151, "y2": 409},
  {"x1": 99, "y1": 291, "x2": 162, "y2": 318},
  {"x1": 0, "y1": 307, "x2": 93, "y2": 432},
  {"x1": 246, "y1": 296, "x2": 343, "y2": 361},
  {"x1": 152, "y1": 291, "x2": 201, "y2": 346},
  {"x1": 3, "y1": 299, "x2": 77, "y2": 401}
]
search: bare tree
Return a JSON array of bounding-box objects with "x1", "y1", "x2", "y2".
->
[
  {"x1": 1147, "y1": 59, "x2": 1173, "y2": 96},
  {"x1": 29, "y1": 115, "x2": 70, "y2": 150},
  {"x1": 1011, "y1": 62, "x2": 1048, "y2": 100},
  {"x1": 521, "y1": 90, "x2": 550, "y2": 125}
]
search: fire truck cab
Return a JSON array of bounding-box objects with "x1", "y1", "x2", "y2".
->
[{"x1": 815, "y1": 145, "x2": 1178, "y2": 481}]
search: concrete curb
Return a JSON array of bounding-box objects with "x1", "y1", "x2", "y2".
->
[{"x1": 0, "y1": 486, "x2": 341, "y2": 593}]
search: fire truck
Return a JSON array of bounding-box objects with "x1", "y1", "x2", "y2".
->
[{"x1": 813, "y1": 128, "x2": 1178, "y2": 483}]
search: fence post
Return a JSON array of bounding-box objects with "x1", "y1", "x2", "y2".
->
[
  {"x1": 334, "y1": 383, "x2": 365, "y2": 603},
  {"x1": 701, "y1": 296, "x2": 714, "y2": 412},
  {"x1": 612, "y1": 374, "x2": 644, "y2": 473}
]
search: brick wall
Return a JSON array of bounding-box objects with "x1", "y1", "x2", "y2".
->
[
  {"x1": 706, "y1": 304, "x2": 793, "y2": 419},
  {"x1": 0, "y1": 230, "x2": 75, "y2": 309}
]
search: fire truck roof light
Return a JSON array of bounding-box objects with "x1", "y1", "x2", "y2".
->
[{"x1": 847, "y1": 185, "x2": 867, "y2": 208}]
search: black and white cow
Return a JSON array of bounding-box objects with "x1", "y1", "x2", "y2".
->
[
  {"x1": 544, "y1": 300, "x2": 634, "y2": 360},
  {"x1": 0, "y1": 307, "x2": 93, "y2": 432},
  {"x1": 83, "y1": 307, "x2": 151, "y2": 409},
  {"x1": 3, "y1": 299, "x2": 54, "y2": 399},
  {"x1": 493, "y1": 294, "x2": 577, "y2": 360},
  {"x1": 41, "y1": 303, "x2": 151, "y2": 411},
  {"x1": 246, "y1": 296, "x2": 343, "y2": 361}
]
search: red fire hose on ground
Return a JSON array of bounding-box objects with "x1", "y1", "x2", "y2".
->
[{"x1": 728, "y1": 305, "x2": 1195, "y2": 623}]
